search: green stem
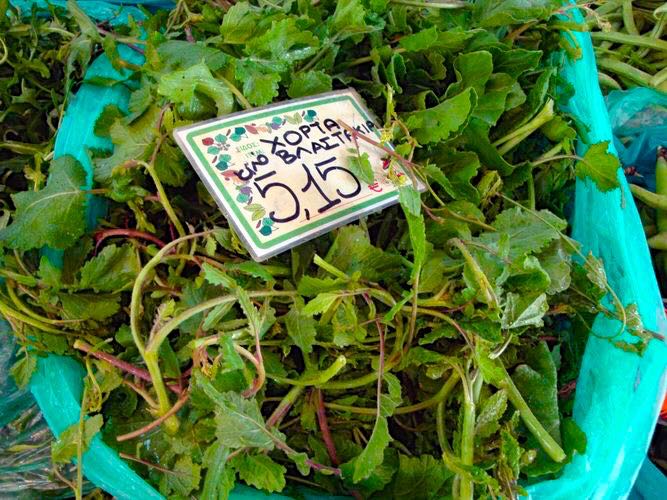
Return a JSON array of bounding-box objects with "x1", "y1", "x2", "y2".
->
[
  {"x1": 325, "y1": 370, "x2": 459, "y2": 415},
  {"x1": 75, "y1": 387, "x2": 87, "y2": 500},
  {"x1": 218, "y1": 75, "x2": 252, "y2": 110},
  {"x1": 144, "y1": 350, "x2": 180, "y2": 434},
  {"x1": 436, "y1": 400, "x2": 447, "y2": 453},
  {"x1": 313, "y1": 254, "x2": 349, "y2": 280},
  {"x1": 267, "y1": 386, "x2": 304, "y2": 427},
  {"x1": 268, "y1": 355, "x2": 347, "y2": 387},
  {"x1": 459, "y1": 388, "x2": 475, "y2": 500},
  {"x1": 450, "y1": 239, "x2": 499, "y2": 310},
  {"x1": 300, "y1": 35, "x2": 340, "y2": 73},
  {"x1": 143, "y1": 162, "x2": 186, "y2": 238},
  {"x1": 598, "y1": 71, "x2": 623, "y2": 90},
  {"x1": 527, "y1": 172, "x2": 536, "y2": 210},
  {"x1": 590, "y1": 31, "x2": 667, "y2": 52},
  {"x1": 147, "y1": 290, "x2": 294, "y2": 354},
  {"x1": 650, "y1": 66, "x2": 667, "y2": 88},
  {"x1": 499, "y1": 364, "x2": 566, "y2": 463},
  {"x1": 630, "y1": 184, "x2": 667, "y2": 211},
  {"x1": 596, "y1": 57, "x2": 653, "y2": 87},
  {"x1": 495, "y1": 100, "x2": 555, "y2": 156},
  {"x1": 0, "y1": 298, "x2": 65, "y2": 334},
  {"x1": 621, "y1": 0, "x2": 639, "y2": 35},
  {"x1": 5, "y1": 281, "x2": 79, "y2": 325},
  {"x1": 130, "y1": 231, "x2": 211, "y2": 356}
]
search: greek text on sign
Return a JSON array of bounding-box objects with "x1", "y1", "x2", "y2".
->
[{"x1": 173, "y1": 89, "x2": 414, "y2": 261}]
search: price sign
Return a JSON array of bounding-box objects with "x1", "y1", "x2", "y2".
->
[{"x1": 174, "y1": 89, "x2": 416, "y2": 261}]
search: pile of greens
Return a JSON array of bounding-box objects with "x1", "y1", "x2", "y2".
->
[
  {"x1": 0, "y1": 0, "x2": 92, "y2": 200},
  {"x1": 0, "y1": 0, "x2": 653, "y2": 498}
]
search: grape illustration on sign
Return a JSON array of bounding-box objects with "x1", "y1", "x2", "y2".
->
[{"x1": 174, "y1": 89, "x2": 416, "y2": 261}]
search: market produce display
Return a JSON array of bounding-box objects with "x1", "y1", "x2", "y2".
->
[{"x1": 0, "y1": 1, "x2": 657, "y2": 498}]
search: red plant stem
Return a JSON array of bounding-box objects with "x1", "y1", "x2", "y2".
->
[
  {"x1": 74, "y1": 341, "x2": 182, "y2": 395},
  {"x1": 117, "y1": 392, "x2": 190, "y2": 442},
  {"x1": 95, "y1": 228, "x2": 167, "y2": 250},
  {"x1": 315, "y1": 389, "x2": 340, "y2": 466},
  {"x1": 119, "y1": 452, "x2": 182, "y2": 475},
  {"x1": 558, "y1": 380, "x2": 577, "y2": 398},
  {"x1": 266, "y1": 400, "x2": 293, "y2": 428}
]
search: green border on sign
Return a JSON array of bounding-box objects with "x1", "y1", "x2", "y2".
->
[{"x1": 185, "y1": 95, "x2": 396, "y2": 250}]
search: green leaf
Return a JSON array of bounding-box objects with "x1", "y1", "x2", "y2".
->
[
  {"x1": 405, "y1": 88, "x2": 477, "y2": 145},
  {"x1": 476, "y1": 389, "x2": 508, "y2": 438},
  {"x1": 231, "y1": 454, "x2": 286, "y2": 493},
  {"x1": 201, "y1": 441, "x2": 235, "y2": 500},
  {"x1": 39, "y1": 256, "x2": 63, "y2": 288},
  {"x1": 297, "y1": 275, "x2": 346, "y2": 296},
  {"x1": 287, "y1": 70, "x2": 332, "y2": 99},
  {"x1": 352, "y1": 416, "x2": 392, "y2": 483},
  {"x1": 67, "y1": 0, "x2": 101, "y2": 40},
  {"x1": 379, "y1": 372, "x2": 403, "y2": 417},
  {"x1": 347, "y1": 151, "x2": 374, "y2": 184},
  {"x1": 202, "y1": 262, "x2": 237, "y2": 289},
  {"x1": 398, "y1": 185, "x2": 421, "y2": 217},
  {"x1": 479, "y1": 207, "x2": 567, "y2": 259},
  {"x1": 327, "y1": 226, "x2": 403, "y2": 282},
  {"x1": 10, "y1": 353, "x2": 36, "y2": 389},
  {"x1": 433, "y1": 149, "x2": 481, "y2": 202},
  {"x1": 475, "y1": 342, "x2": 504, "y2": 385},
  {"x1": 0, "y1": 156, "x2": 86, "y2": 250},
  {"x1": 403, "y1": 210, "x2": 426, "y2": 282},
  {"x1": 303, "y1": 293, "x2": 339, "y2": 316},
  {"x1": 419, "y1": 324, "x2": 458, "y2": 345},
  {"x1": 154, "y1": 141, "x2": 189, "y2": 187},
  {"x1": 538, "y1": 240, "x2": 572, "y2": 295},
  {"x1": 220, "y1": 2, "x2": 261, "y2": 44},
  {"x1": 207, "y1": 386, "x2": 280, "y2": 450},
  {"x1": 245, "y1": 18, "x2": 319, "y2": 67},
  {"x1": 398, "y1": 27, "x2": 438, "y2": 52},
  {"x1": 219, "y1": 335, "x2": 245, "y2": 371},
  {"x1": 94, "y1": 106, "x2": 160, "y2": 183},
  {"x1": 330, "y1": 0, "x2": 369, "y2": 37},
  {"x1": 501, "y1": 292, "x2": 548, "y2": 329},
  {"x1": 79, "y1": 244, "x2": 140, "y2": 292},
  {"x1": 226, "y1": 261, "x2": 275, "y2": 282},
  {"x1": 500, "y1": 429, "x2": 522, "y2": 478},
  {"x1": 575, "y1": 141, "x2": 620, "y2": 192},
  {"x1": 391, "y1": 454, "x2": 452, "y2": 499},
  {"x1": 236, "y1": 286, "x2": 263, "y2": 337},
  {"x1": 160, "y1": 455, "x2": 202, "y2": 497},
  {"x1": 235, "y1": 59, "x2": 281, "y2": 106},
  {"x1": 203, "y1": 302, "x2": 234, "y2": 331},
  {"x1": 60, "y1": 293, "x2": 120, "y2": 321},
  {"x1": 562, "y1": 417, "x2": 586, "y2": 459},
  {"x1": 157, "y1": 62, "x2": 234, "y2": 116},
  {"x1": 285, "y1": 302, "x2": 318, "y2": 354},
  {"x1": 51, "y1": 414, "x2": 103, "y2": 464},
  {"x1": 474, "y1": 0, "x2": 560, "y2": 28},
  {"x1": 448, "y1": 51, "x2": 493, "y2": 98},
  {"x1": 512, "y1": 341, "x2": 561, "y2": 444}
]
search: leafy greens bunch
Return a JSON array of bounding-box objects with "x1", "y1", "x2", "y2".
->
[
  {"x1": 0, "y1": 0, "x2": 651, "y2": 498},
  {"x1": 0, "y1": 0, "x2": 94, "y2": 200}
]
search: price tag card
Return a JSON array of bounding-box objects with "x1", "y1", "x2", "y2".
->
[{"x1": 174, "y1": 89, "x2": 415, "y2": 261}]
